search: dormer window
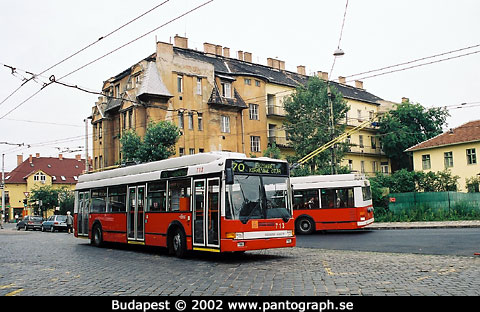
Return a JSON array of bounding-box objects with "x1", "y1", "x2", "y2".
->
[
  {"x1": 34, "y1": 172, "x2": 46, "y2": 183},
  {"x1": 221, "y1": 82, "x2": 232, "y2": 98}
]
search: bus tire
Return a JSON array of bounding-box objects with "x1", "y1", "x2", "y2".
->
[
  {"x1": 296, "y1": 216, "x2": 315, "y2": 235},
  {"x1": 171, "y1": 228, "x2": 187, "y2": 258},
  {"x1": 91, "y1": 223, "x2": 104, "y2": 247}
]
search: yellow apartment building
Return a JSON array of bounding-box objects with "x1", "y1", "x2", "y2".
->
[
  {"x1": 1, "y1": 154, "x2": 86, "y2": 221},
  {"x1": 406, "y1": 120, "x2": 480, "y2": 191},
  {"x1": 91, "y1": 35, "x2": 394, "y2": 174}
]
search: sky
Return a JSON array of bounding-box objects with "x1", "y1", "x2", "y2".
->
[{"x1": 1, "y1": 0, "x2": 479, "y2": 172}]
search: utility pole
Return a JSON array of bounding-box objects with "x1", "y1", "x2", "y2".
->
[
  {"x1": 1, "y1": 154, "x2": 5, "y2": 224},
  {"x1": 327, "y1": 84, "x2": 337, "y2": 175},
  {"x1": 84, "y1": 117, "x2": 90, "y2": 173}
]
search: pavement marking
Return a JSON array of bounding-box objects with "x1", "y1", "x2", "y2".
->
[
  {"x1": 5, "y1": 289, "x2": 24, "y2": 296},
  {"x1": 322, "y1": 261, "x2": 335, "y2": 276},
  {"x1": 0, "y1": 284, "x2": 16, "y2": 290}
]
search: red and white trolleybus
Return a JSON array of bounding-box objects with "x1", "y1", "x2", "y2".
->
[
  {"x1": 74, "y1": 152, "x2": 295, "y2": 257},
  {"x1": 291, "y1": 174, "x2": 374, "y2": 234}
]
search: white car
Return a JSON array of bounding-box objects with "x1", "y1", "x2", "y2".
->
[{"x1": 41, "y1": 215, "x2": 68, "y2": 232}]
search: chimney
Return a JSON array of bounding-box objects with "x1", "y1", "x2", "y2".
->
[
  {"x1": 173, "y1": 35, "x2": 188, "y2": 49},
  {"x1": 243, "y1": 52, "x2": 252, "y2": 63},
  {"x1": 355, "y1": 80, "x2": 364, "y2": 89},
  {"x1": 297, "y1": 65, "x2": 306, "y2": 75},
  {"x1": 338, "y1": 76, "x2": 346, "y2": 84},
  {"x1": 203, "y1": 42, "x2": 216, "y2": 55},
  {"x1": 237, "y1": 50, "x2": 244, "y2": 61},
  {"x1": 59, "y1": 154, "x2": 63, "y2": 160},
  {"x1": 17, "y1": 155, "x2": 23, "y2": 166},
  {"x1": 76, "y1": 154, "x2": 82, "y2": 161},
  {"x1": 402, "y1": 97, "x2": 410, "y2": 103},
  {"x1": 317, "y1": 71, "x2": 328, "y2": 81},
  {"x1": 36, "y1": 153, "x2": 40, "y2": 158},
  {"x1": 267, "y1": 58, "x2": 274, "y2": 67},
  {"x1": 215, "y1": 45, "x2": 223, "y2": 56},
  {"x1": 272, "y1": 59, "x2": 280, "y2": 69},
  {"x1": 223, "y1": 47, "x2": 230, "y2": 58},
  {"x1": 29, "y1": 154, "x2": 33, "y2": 163},
  {"x1": 279, "y1": 60, "x2": 285, "y2": 70}
]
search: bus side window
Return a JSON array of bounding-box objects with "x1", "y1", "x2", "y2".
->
[
  {"x1": 91, "y1": 188, "x2": 107, "y2": 213},
  {"x1": 107, "y1": 186, "x2": 127, "y2": 212},
  {"x1": 321, "y1": 189, "x2": 335, "y2": 208},
  {"x1": 293, "y1": 190, "x2": 319, "y2": 209},
  {"x1": 168, "y1": 179, "x2": 191, "y2": 211},
  {"x1": 147, "y1": 181, "x2": 167, "y2": 212}
]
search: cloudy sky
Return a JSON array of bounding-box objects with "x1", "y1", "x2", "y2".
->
[{"x1": 1, "y1": 0, "x2": 479, "y2": 171}]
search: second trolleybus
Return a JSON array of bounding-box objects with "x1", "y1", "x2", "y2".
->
[
  {"x1": 74, "y1": 152, "x2": 295, "y2": 257},
  {"x1": 291, "y1": 174, "x2": 374, "y2": 234}
]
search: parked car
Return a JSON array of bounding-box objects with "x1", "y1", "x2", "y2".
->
[
  {"x1": 16, "y1": 215, "x2": 44, "y2": 231},
  {"x1": 41, "y1": 215, "x2": 68, "y2": 232}
]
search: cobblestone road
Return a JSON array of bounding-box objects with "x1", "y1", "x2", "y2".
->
[{"x1": 1, "y1": 226, "x2": 480, "y2": 296}]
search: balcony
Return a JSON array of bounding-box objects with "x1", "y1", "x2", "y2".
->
[{"x1": 267, "y1": 105, "x2": 286, "y2": 117}]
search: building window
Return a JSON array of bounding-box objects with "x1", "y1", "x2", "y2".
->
[
  {"x1": 381, "y1": 162, "x2": 389, "y2": 174},
  {"x1": 196, "y1": 77, "x2": 202, "y2": 95},
  {"x1": 371, "y1": 161, "x2": 378, "y2": 173},
  {"x1": 255, "y1": 80, "x2": 261, "y2": 87},
  {"x1": 177, "y1": 75, "x2": 183, "y2": 93},
  {"x1": 422, "y1": 154, "x2": 431, "y2": 170},
  {"x1": 359, "y1": 135, "x2": 364, "y2": 148},
  {"x1": 360, "y1": 161, "x2": 365, "y2": 173},
  {"x1": 250, "y1": 136, "x2": 260, "y2": 152},
  {"x1": 115, "y1": 84, "x2": 120, "y2": 97},
  {"x1": 244, "y1": 78, "x2": 251, "y2": 85},
  {"x1": 34, "y1": 172, "x2": 46, "y2": 182},
  {"x1": 371, "y1": 136, "x2": 376, "y2": 149},
  {"x1": 188, "y1": 112, "x2": 194, "y2": 130},
  {"x1": 466, "y1": 148, "x2": 477, "y2": 165},
  {"x1": 128, "y1": 110, "x2": 133, "y2": 129},
  {"x1": 98, "y1": 122, "x2": 103, "y2": 139},
  {"x1": 444, "y1": 151, "x2": 454, "y2": 168},
  {"x1": 179, "y1": 147, "x2": 185, "y2": 156},
  {"x1": 221, "y1": 116, "x2": 230, "y2": 133},
  {"x1": 348, "y1": 159, "x2": 353, "y2": 171},
  {"x1": 178, "y1": 112, "x2": 184, "y2": 129},
  {"x1": 197, "y1": 113, "x2": 203, "y2": 131},
  {"x1": 189, "y1": 148, "x2": 195, "y2": 155},
  {"x1": 249, "y1": 104, "x2": 259, "y2": 120},
  {"x1": 357, "y1": 109, "x2": 362, "y2": 121},
  {"x1": 221, "y1": 82, "x2": 232, "y2": 98}
]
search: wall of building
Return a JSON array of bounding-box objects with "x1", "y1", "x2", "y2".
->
[{"x1": 412, "y1": 142, "x2": 480, "y2": 191}]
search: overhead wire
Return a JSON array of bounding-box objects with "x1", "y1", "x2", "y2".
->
[
  {"x1": 0, "y1": 0, "x2": 214, "y2": 119},
  {"x1": 0, "y1": 1, "x2": 170, "y2": 108}
]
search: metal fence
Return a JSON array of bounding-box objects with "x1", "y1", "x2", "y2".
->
[{"x1": 389, "y1": 192, "x2": 480, "y2": 214}]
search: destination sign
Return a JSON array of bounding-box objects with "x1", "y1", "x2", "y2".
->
[{"x1": 227, "y1": 159, "x2": 288, "y2": 176}]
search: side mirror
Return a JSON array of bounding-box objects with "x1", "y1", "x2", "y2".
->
[{"x1": 225, "y1": 168, "x2": 234, "y2": 185}]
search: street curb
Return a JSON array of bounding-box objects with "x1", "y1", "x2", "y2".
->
[{"x1": 366, "y1": 220, "x2": 480, "y2": 230}]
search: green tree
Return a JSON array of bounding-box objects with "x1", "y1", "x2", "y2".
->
[
  {"x1": 378, "y1": 100, "x2": 449, "y2": 171},
  {"x1": 466, "y1": 176, "x2": 480, "y2": 193},
  {"x1": 29, "y1": 185, "x2": 61, "y2": 218},
  {"x1": 263, "y1": 142, "x2": 281, "y2": 159},
  {"x1": 120, "y1": 121, "x2": 180, "y2": 163},
  {"x1": 283, "y1": 76, "x2": 349, "y2": 175}
]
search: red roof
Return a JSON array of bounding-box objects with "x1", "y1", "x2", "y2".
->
[
  {"x1": 6, "y1": 155, "x2": 85, "y2": 184},
  {"x1": 406, "y1": 120, "x2": 480, "y2": 152}
]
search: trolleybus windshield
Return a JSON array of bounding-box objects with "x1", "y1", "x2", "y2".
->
[{"x1": 225, "y1": 159, "x2": 291, "y2": 224}]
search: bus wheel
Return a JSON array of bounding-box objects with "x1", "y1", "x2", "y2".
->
[
  {"x1": 296, "y1": 217, "x2": 314, "y2": 235},
  {"x1": 91, "y1": 224, "x2": 104, "y2": 247},
  {"x1": 172, "y1": 228, "x2": 187, "y2": 258}
]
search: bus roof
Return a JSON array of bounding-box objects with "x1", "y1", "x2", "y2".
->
[
  {"x1": 291, "y1": 174, "x2": 369, "y2": 189},
  {"x1": 76, "y1": 152, "x2": 286, "y2": 190}
]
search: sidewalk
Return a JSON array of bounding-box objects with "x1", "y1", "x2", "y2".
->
[{"x1": 367, "y1": 220, "x2": 480, "y2": 230}]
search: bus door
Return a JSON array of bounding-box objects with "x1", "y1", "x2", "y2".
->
[
  {"x1": 77, "y1": 191, "x2": 89, "y2": 236},
  {"x1": 193, "y1": 178, "x2": 220, "y2": 249},
  {"x1": 127, "y1": 185, "x2": 145, "y2": 242}
]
